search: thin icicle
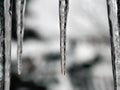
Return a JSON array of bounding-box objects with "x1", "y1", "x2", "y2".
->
[
  {"x1": 0, "y1": 1, "x2": 5, "y2": 90},
  {"x1": 59, "y1": 0, "x2": 69, "y2": 75},
  {"x1": 16, "y1": 0, "x2": 26, "y2": 75},
  {"x1": 106, "y1": 0, "x2": 120, "y2": 90},
  {"x1": 4, "y1": 0, "x2": 12, "y2": 90}
]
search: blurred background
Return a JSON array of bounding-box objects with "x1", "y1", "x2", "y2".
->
[{"x1": 11, "y1": 0, "x2": 114, "y2": 90}]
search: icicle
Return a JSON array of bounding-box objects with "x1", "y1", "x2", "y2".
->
[
  {"x1": 0, "y1": 0, "x2": 12, "y2": 90},
  {"x1": 0, "y1": 1, "x2": 5, "y2": 90},
  {"x1": 59, "y1": 0, "x2": 69, "y2": 75},
  {"x1": 16, "y1": 0, "x2": 26, "y2": 75},
  {"x1": 106, "y1": 0, "x2": 120, "y2": 90},
  {"x1": 4, "y1": 0, "x2": 12, "y2": 90}
]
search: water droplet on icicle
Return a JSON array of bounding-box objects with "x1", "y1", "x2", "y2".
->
[
  {"x1": 59, "y1": 0, "x2": 69, "y2": 75},
  {"x1": 16, "y1": 0, "x2": 26, "y2": 75}
]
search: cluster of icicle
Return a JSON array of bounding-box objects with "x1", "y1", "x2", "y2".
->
[
  {"x1": 0, "y1": 0, "x2": 26, "y2": 90},
  {"x1": 106, "y1": 0, "x2": 120, "y2": 90},
  {"x1": 0, "y1": 0, "x2": 69, "y2": 90},
  {"x1": 2, "y1": 0, "x2": 120, "y2": 90},
  {"x1": 15, "y1": 0, "x2": 69, "y2": 76}
]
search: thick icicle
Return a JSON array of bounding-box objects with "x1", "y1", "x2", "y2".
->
[
  {"x1": 106, "y1": 0, "x2": 120, "y2": 90},
  {"x1": 4, "y1": 0, "x2": 12, "y2": 90},
  {"x1": 0, "y1": 1, "x2": 5, "y2": 90},
  {"x1": 59, "y1": 0, "x2": 69, "y2": 75},
  {"x1": 0, "y1": 0, "x2": 11, "y2": 90},
  {"x1": 16, "y1": 0, "x2": 26, "y2": 75}
]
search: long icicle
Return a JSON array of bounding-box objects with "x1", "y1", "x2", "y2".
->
[
  {"x1": 59, "y1": 0, "x2": 69, "y2": 75},
  {"x1": 4, "y1": 0, "x2": 12, "y2": 90},
  {"x1": 16, "y1": 0, "x2": 26, "y2": 75},
  {"x1": 106, "y1": 0, "x2": 120, "y2": 90},
  {"x1": 0, "y1": 1, "x2": 10, "y2": 90}
]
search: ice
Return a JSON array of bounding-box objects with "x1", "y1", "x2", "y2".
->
[
  {"x1": 59, "y1": 0, "x2": 69, "y2": 75},
  {"x1": 0, "y1": 1, "x2": 5, "y2": 90},
  {"x1": 16, "y1": 0, "x2": 26, "y2": 75},
  {"x1": 4, "y1": 0, "x2": 12, "y2": 90},
  {"x1": 106, "y1": 0, "x2": 120, "y2": 90},
  {"x1": 0, "y1": 1, "x2": 11, "y2": 90}
]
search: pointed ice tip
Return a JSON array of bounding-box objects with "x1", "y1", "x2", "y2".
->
[
  {"x1": 62, "y1": 71, "x2": 66, "y2": 76},
  {"x1": 61, "y1": 68, "x2": 66, "y2": 75},
  {"x1": 18, "y1": 70, "x2": 21, "y2": 75},
  {"x1": 17, "y1": 58, "x2": 22, "y2": 75},
  {"x1": 18, "y1": 64, "x2": 22, "y2": 75},
  {"x1": 63, "y1": 72, "x2": 66, "y2": 75}
]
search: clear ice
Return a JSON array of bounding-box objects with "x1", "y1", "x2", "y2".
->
[
  {"x1": 4, "y1": 0, "x2": 12, "y2": 90},
  {"x1": 3, "y1": 0, "x2": 12, "y2": 90},
  {"x1": 106, "y1": 0, "x2": 120, "y2": 90},
  {"x1": 16, "y1": 0, "x2": 26, "y2": 75},
  {"x1": 59, "y1": 0, "x2": 69, "y2": 75}
]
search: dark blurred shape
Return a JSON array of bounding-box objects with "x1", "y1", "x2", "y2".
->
[
  {"x1": 10, "y1": 74, "x2": 47, "y2": 90},
  {"x1": 22, "y1": 57, "x2": 35, "y2": 74},
  {"x1": 68, "y1": 55, "x2": 101, "y2": 75},
  {"x1": 117, "y1": 0, "x2": 120, "y2": 26},
  {"x1": 12, "y1": 28, "x2": 41, "y2": 41},
  {"x1": 24, "y1": 28, "x2": 41, "y2": 41},
  {"x1": 44, "y1": 52, "x2": 60, "y2": 62},
  {"x1": 68, "y1": 56, "x2": 101, "y2": 89}
]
